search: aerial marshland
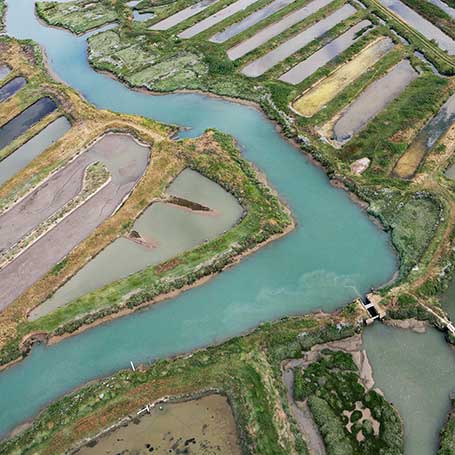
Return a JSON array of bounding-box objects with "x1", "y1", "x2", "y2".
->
[{"x1": 1, "y1": 0, "x2": 455, "y2": 453}]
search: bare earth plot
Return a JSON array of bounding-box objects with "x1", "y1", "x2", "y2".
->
[{"x1": 0, "y1": 133, "x2": 149, "y2": 311}]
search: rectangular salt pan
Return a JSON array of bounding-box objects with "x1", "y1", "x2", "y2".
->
[
  {"x1": 227, "y1": 0, "x2": 334, "y2": 60},
  {"x1": 210, "y1": 0, "x2": 297, "y2": 43},
  {"x1": 333, "y1": 60, "x2": 418, "y2": 143},
  {"x1": 279, "y1": 20, "x2": 372, "y2": 84},
  {"x1": 0, "y1": 77, "x2": 27, "y2": 103},
  {"x1": 178, "y1": 0, "x2": 260, "y2": 38},
  {"x1": 0, "y1": 117, "x2": 71, "y2": 187},
  {"x1": 150, "y1": 0, "x2": 221, "y2": 30},
  {"x1": 428, "y1": 0, "x2": 455, "y2": 19},
  {"x1": 0, "y1": 97, "x2": 57, "y2": 151},
  {"x1": 242, "y1": 3, "x2": 356, "y2": 77},
  {"x1": 379, "y1": 0, "x2": 455, "y2": 54}
]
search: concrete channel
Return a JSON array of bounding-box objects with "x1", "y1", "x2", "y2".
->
[
  {"x1": 379, "y1": 0, "x2": 455, "y2": 54},
  {"x1": 0, "y1": 133, "x2": 149, "y2": 312},
  {"x1": 333, "y1": 59, "x2": 418, "y2": 143},
  {"x1": 241, "y1": 3, "x2": 356, "y2": 77},
  {"x1": 279, "y1": 19, "x2": 372, "y2": 84},
  {"x1": 0, "y1": 77, "x2": 26, "y2": 103},
  {"x1": 0, "y1": 116, "x2": 71, "y2": 187},
  {"x1": 178, "y1": 0, "x2": 261, "y2": 38},
  {"x1": 149, "y1": 0, "x2": 221, "y2": 31},
  {"x1": 227, "y1": 0, "x2": 334, "y2": 60},
  {"x1": 210, "y1": 0, "x2": 297, "y2": 43},
  {"x1": 0, "y1": 97, "x2": 57, "y2": 150}
]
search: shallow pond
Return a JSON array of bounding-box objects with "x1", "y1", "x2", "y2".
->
[
  {"x1": 210, "y1": 0, "x2": 296, "y2": 43},
  {"x1": 242, "y1": 3, "x2": 356, "y2": 77},
  {"x1": 30, "y1": 169, "x2": 243, "y2": 319},
  {"x1": 364, "y1": 324, "x2": 455, "y2": 455},
  {"x1": 379, "y1": 0, "x2": 455, "y2": 54},
  {"x1": 0, "y1": 97, "x2": 57, "y2": 150},
  {"x1": 0, "y1": 77, "x2": 26, "y2": 103},
  {"x1": 0, "y1": 65, "x2": 10, "y2": 81},
  {"x1": 333, "y1": 60, "x2": 418, "y2": 143},
  {"x1": 178, "y1": 0, "x2": 260, "y2": 39},
  {"x1": 133, "y1": 10, "x2": 155, "y2": 21},
  {"x1": 77, "y1": 394, "x2": 242, "y2": 455},
  {"x1": 0, "y1": 0, "x2": 396, "y2": 437},
  {"x1": 0, "y1": 116, "x2": 70, "y2": 187},
  {"x1": 227, "y1": 0, "x2": 333, "y2": 60},
  {"x1": 150, "y1": 0, "x2": 221, "y2": 31},
  {"x1": 279, "y1": 19, "x2": 372, "y2": 84}
]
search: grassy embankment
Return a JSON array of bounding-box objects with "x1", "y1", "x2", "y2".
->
[
  {"x1": 0, "y1": 308, "x2": 370, "y2": 455},
  {"x1": 0, "y1": 37, "x2": 292, "y2": 368},
  {"x1": 294, "y1": 350, "x2": 403, "y2": 454},
  {"x1": 438, "y1": 396, "x2": 455, "y2": 455},
  {"x1": 0, "y1": 0, "x2": 5, "y2": 32}
]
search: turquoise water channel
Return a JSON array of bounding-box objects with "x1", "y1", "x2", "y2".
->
[{"x1": 0, "y1": 0, "x2": 399, "y2": 439}]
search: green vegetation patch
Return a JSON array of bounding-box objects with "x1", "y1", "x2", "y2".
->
[
  {"x1": 438, "y1": 397, "x2": 455, "y2": 455},
  {"x1": 89, "y1": 30, "x2": 208, "y2": 90},
  {"x1": 367, "y1": 190, "x2": 442, "y2": 275},
  {"x1": 36, "y1": 0, "x2": 120, "y2": 34},
  {"x1": 0, "y1": 0, "x2": 5, "y2": 32},
  {"x1": 294, "y1": 350, "x2": 404, "y2": 455}
]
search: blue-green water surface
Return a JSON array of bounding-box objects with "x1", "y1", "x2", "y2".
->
[{"x1": 0, "y1": 0, "x2": 396, "y2": 437}]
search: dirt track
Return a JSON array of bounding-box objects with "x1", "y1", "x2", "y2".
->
[{"x1": 0, "y1": 133, "x2": 149, "y2": 312}]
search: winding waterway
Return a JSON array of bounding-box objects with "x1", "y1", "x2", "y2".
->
[{"x1": 0, "y1": 0, "x2": 399, "y2": 441}]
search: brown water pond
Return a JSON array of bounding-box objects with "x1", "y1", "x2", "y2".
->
[{"x1": 77, "y1": 394, "x2": 242, "y2": 455}]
